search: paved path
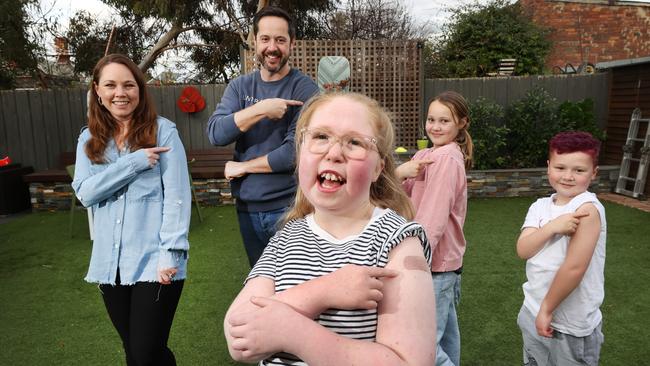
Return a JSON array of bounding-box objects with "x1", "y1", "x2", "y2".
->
[{"x1": 598, "y1": 192, "x2": 650, "y2": 213}]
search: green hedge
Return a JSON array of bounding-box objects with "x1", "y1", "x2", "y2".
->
[{"x1": 468, "y1": 87, "x2": 605, "y2": 169}]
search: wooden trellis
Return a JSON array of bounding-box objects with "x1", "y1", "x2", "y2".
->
[{"x1": 243, "y1": 40, "x2": 422, "y2": 149}]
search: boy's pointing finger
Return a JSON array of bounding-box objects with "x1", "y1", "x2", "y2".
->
[{"x1": 573, "y1": 212, "x2": 590, "y2": 219}]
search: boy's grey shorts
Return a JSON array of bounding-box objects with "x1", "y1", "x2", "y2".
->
[{"x1": 517, "y1": 305, "x2": 603, "y2": 366}]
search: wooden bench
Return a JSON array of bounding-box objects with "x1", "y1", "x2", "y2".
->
[
  {"x1": 186, "y1": 148, "x2": 233, "y2": 179},
  {"x1": 22, "y1": 148, "x2": 234, "y2": 183},
  {"x1": 23, "y1": 152, "x2": 75, "y2": 183}
]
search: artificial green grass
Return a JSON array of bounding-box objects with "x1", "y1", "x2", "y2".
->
[
  {"x1": 461, "y1": 198, "x2": 650, "y2": 365},
  {"x1": 0, "y1": 206, "x2": 248, "y2": 366},
  {"x1": 1, "y1": 198, "x2": 648, "y2": 365}
]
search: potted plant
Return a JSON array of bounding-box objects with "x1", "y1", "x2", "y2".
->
[
  {"x1": 416, "y1": 116, "x2": 429, "y2": 150},
  {"x1": 416, "y1": 136, "x2": 429, "y2": 150}
]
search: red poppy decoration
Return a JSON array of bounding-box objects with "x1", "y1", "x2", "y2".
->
[
  {"x1": 0, "y1": 156, "x2": 11, "y2": 167},
  {"x1": 177, "y1": 86, "x2": 206, "y2": 113}
]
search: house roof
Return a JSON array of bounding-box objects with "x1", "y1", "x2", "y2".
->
[{"x1": 596, "y1": 56, "x2": 650, "y2": 70}]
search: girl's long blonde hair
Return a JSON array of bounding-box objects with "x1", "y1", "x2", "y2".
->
[
  {"x1": 283, "y1": 92, "x2": 414, "y2": 224},
  {"x1": 430, "y1": 91, "x2": 474, "y2": 170}
]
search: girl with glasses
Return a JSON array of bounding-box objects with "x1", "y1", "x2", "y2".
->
[{"x1": 224, "y1": 92, "x2": 436, "y2": 365}]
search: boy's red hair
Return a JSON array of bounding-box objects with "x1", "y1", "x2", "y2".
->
[{"x1": 549, "y1": 131, "x2": 601, "y2": 166}]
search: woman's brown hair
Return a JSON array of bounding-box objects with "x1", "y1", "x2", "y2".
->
[
  {"x1": 283, "y1": 92, "x2": 415, "y2": 225},
  {"x1": 430, "y1": 91, "x2": 474, "y2": 169},
  {"x1": 85, "y1": 54, "x2": 157, "y2": 163}
]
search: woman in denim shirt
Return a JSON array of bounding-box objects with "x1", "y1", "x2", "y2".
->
[{"x1": 72, "y1": 54, "x2": 190, "y2": 366}]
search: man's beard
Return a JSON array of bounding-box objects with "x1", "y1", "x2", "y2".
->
[{"x1": 256, "y1": 49, "x2": 290, "y2": 74}]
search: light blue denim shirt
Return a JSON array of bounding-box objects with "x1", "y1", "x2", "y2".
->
[{"x1": 72, "y1": 117, "x2": 191, "y2": 285}]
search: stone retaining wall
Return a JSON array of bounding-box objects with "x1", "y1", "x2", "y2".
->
[
  {"x1": 29, "y1": 178, "x2": 234, "y2": 212},
  {"x1": 467, "y1": 165, "x2": 620, "y2": 198},
  {"x1": 28, "y1": 166, "x2": 620, "y2": 212}
]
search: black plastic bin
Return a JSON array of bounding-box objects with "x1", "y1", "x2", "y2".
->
[{"x1": 0, "y1": 163, "x2": 34, "y2": 214}]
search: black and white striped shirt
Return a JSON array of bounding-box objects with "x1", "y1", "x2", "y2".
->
[{"x1": 247, "y1": 208, "x2": 431, "y2": 366}]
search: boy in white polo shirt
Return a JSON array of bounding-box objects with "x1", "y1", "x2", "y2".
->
[{"x1": 516, "y1": 131, "x2": 606, "y2": 366}]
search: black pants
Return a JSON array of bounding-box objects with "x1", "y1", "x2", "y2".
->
[{"x1": 99, "y1": 272, "x2": 184, "y2": 366}]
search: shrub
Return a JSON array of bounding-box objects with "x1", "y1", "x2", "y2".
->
[
  {"x1": 469, "y1": 98, "x2": 509, "y2": 170},
  {"x1": 504, "y1": 87, "x2": 561, "y2": 168},
  {"x1": 501, "y1": 88, "x2": 606, "y2": 168},
  {"x1": 557, "y1": 99, "x2": 606, "y2": 141}
]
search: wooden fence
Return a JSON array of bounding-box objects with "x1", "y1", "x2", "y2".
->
[
  {"x1": 0, "y1": 85, "x2": 226, "y2": 171},
  {"x1": 1, "y1": 88, "x2": 88, "y2": 172},
  {"x1": 244, "y1": 39, "x2": 423, "y2": 149},
  {"x1": 423, "y1": 73, "x2": 610, "y2": 129},
  {"x1": 1, "y1": 72, "x2": 609, "y2": 172}
]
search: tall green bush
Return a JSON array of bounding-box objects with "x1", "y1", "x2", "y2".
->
[
  {"x1": 557, "y1": 99, "x2": 606, "y2": 141},
  {"x1": 465, "y1": 88, "x2": 605, "y2": 169},
  {"x1": 469, "y1": 98, "x2": 508, "y2": 170},
  {"x1": 504, "y1": 88, "x2": 562, "y2": 168}
]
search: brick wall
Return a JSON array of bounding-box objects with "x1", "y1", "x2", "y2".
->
[
  {"x1": 28, "y1": 167, "x2": 620, "y2": 212},
  {"x1": 520, "y1": 0, "x2": 650, "y2": 68}
]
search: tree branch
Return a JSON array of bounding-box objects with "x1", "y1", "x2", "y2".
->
[
  {"x1": 246, "y1": 0, "x2": 270, "y2": 48},
  {"x1": 138, "y1": 23, "x2": 185, "y2": 72},
  {"x1": 158, "y1": 43, "x2": 227, "y2": 52},
  {"x1": 218, "y1": 0, "x2": 248, "y2": 47},
  {"x1": 137, "y1": 18, "x2": 245, "y2": 72}
]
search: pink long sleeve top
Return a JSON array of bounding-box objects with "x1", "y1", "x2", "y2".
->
[{"x1": 401, "y1": 142, "x2": 467, "y2": 272}]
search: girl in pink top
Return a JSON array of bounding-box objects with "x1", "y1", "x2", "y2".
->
[{"x1": 396, "y1": 91, "x2": 473, "y2": 366}]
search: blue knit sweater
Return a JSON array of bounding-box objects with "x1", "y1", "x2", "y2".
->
[{"x1": 207, "y1": 69, "x2": 318, "y2": 212}]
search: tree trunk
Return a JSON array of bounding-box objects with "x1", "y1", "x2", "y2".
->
[
  {"x1": 257, "y1": 0, "x2": 269, "y2": 11},
  {"x1": 246, "y1": 0, "x2": 270, "y2": 49},
  {"x1": 138, "y1": 23, "x2": 184, "y2": 73}
]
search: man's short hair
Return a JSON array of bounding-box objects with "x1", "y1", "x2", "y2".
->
[
  {"x1": 253, "y1": 6, "x2": 296, "y2": 41},
  {"x1": 549, "y1": 131, "x2": 601, "y2": 166}
]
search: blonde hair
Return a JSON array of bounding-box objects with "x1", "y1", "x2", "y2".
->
[
  {"x1": 430, "y1": 91, "x2": 474, "y2": 169},
  {"x1": 283, "y1": 92, "x2": 414, "y2": 224}
]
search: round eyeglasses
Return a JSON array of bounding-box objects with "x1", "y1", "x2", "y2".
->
[{"x1": 301, "y1": 128, "x2": 378, "y2": 160}]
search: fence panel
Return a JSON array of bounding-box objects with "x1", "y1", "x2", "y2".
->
[
  {"x1": 41, "y1": 89, "x2": 62, "y2": 169},
  {"x1": 0, "y1": 92, "x2": 6, "y2": 159},
  {"x1": 172, "y1": 87, "x2": 192, "y2": 145},
  {"x1": 68, "y1": 89, "x2": 86, "y2": 143},
  {"x1": 54, "y1": 89, "x2": 75, "y2": 151},
  {"x1": 160, "y1": 86, "x2": 183, "y2": 142},
  {"x1": 149, "y1": 87, "x2": 162, "y2": 114},
  {"x1": 1, "y1": 92, "x2": 21, "y2": 164},
  {"x1": 195, "y1": 84, "x2": 214, "y2": 150},
  {"x1": 28, "y1": 90, "x2": 48, "y2": 170},
  {"x1": 423, "y1": 73, "x2": 610, "y2": 129},
  {"x1": 0, "y1": 85, "x2": 227, "y2": 171},
  {"x1": 15, "y1": 91, "x2": 37, "y2": 169}
]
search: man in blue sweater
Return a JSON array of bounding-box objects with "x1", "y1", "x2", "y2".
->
[{"x1": 206, "y1": 6, "x2": 318, "y2": 267}]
